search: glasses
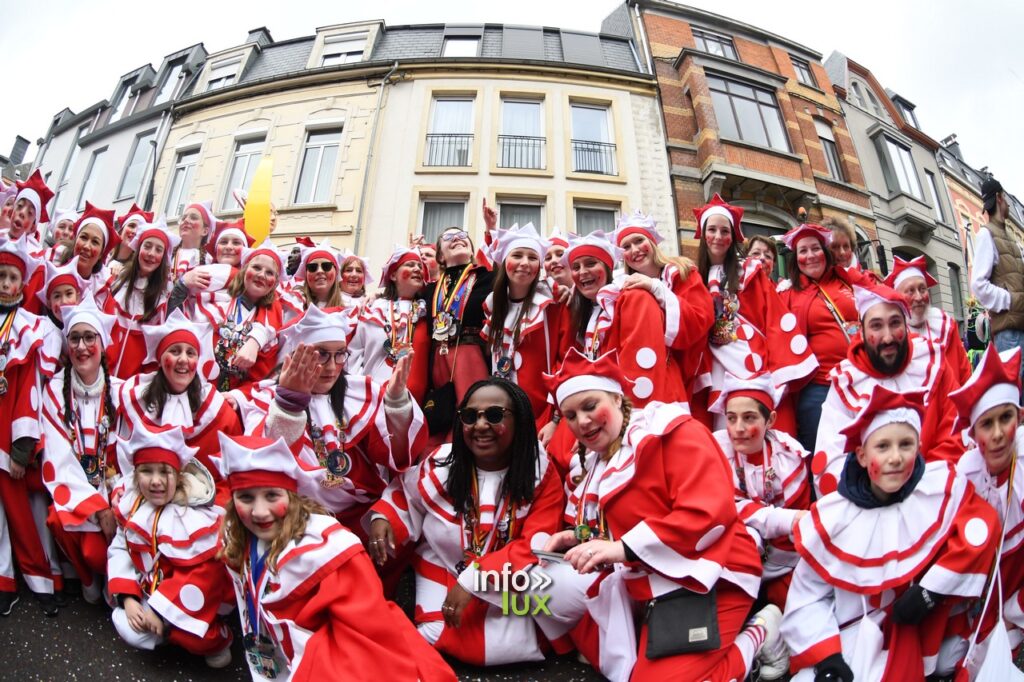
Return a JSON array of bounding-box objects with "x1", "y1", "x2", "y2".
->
[
  {"x1": 306, "y1": 261, "x2": 336, "y2": 273},
  {"x1": 458, "y1": 406, "x2": 513, "y2": 426},
  {"x1": 67, "y1": 332, "x2": 99, "y2": 348},
  {"x1": 441, "y1": 230, "x2": 469, "y2": 243},
  {"x1": 314, "y1": 349, "x2": 349, "y2": 365}
]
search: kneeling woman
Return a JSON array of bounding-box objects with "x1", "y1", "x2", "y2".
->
[
  {"x1": 107, "y1": 426, "x2": 234, "y2": 668},
  {"x1": 543, "y1": 349, "x2": 787, "y2": 682},
  {"x1": 216, "y1": 433, "x2": 457, "y2": 681},
  {"x1": 367, "y1": 378, "x2": 566, "y2": 666}
]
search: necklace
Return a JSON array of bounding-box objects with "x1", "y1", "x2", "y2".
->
[
  {"x1": 306, "y1": 406, "x2": 350, "y2": 488},
  {"x1": 572, "y1": 454, "x2": 607, "y2": 542},
  {"x1": 494, "y1": 298, "x2": 532, "y2": 379},
  {"x1": 733, "y1": 442, "x2": 778, "y2": 505},
  {"x1": 215, "y1": 297, "x2": 254, "y2": 389},
  {"x1": 432, "y1": 265, "x2": 475, "y2": 355},
  {"x1": 456, "y1": 468, "x2": 517, "y2": 573},
  {"x1": 0, "y1": 310, "x2": 17, "y2": 395},
  {"x1": 384, "y1": 299, "x2": 420, "y2": 366},
  {"x1": 68, "y1": 380, "x2": 112, "y2": 489}
]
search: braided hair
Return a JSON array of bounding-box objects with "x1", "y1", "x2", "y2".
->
[{"x1": 443, "y1": 378, "x2": 539, "y2": 514}]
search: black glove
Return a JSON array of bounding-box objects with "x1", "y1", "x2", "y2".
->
[
  {"x1": 892, "y1": 583, "x2": 940, "y2": 624},
  {"x1": 814, "y1": 653, "x2": 853, "y2": 682}
]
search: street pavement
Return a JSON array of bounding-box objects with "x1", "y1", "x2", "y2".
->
[{"x1": 0, "y1": 578, "x2": 603, "y2": 682}]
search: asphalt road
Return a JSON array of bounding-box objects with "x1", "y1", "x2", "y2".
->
[{"x1": 0, "y1": 579, "x2": 603, "y2": 682}]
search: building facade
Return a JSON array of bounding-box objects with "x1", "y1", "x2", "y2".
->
[
  {"x1": 34, "y1": 45, "x2": 208, "y2": 223},
  {"x1": 825, "y1": 52, "x2": 967, "y2": 319},
  {"x1": 605, "y1": 0, "x2": 875, "y2": 267}
]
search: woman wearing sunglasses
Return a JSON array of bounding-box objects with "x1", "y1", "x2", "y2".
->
[
  {"x1": 367, "y1": 378, "x2": 569, "y2": 666},
  {"x1": 483, "y1": 223, "x2": 564, "y2": 437},
  {"x1": 423, "y1": 226, "x2": 494, "y2": 436},
  {"x1": 348, "y1": 245, "x2": 430, "y2": 404},
  {"x1": 287, "y1": 239, "x2": 347, "y2": 312},
  {"x1": 191, "y1": 240, "x2": 287, "y2": 397},
  {"x1": 243, "y1": 304, "x2": 426, "y2": 554}
]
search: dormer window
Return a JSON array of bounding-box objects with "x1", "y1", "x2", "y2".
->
[
  {"x1": 692, "y1": 28, "x2": 738, "y2": 61},
  {"x1": 206, "y1": 60, "x2": 240, "y2": 91},
  {"x1": 154, "y1": 60, "x2": 185, "y2": 105},
  {"x1": 321, "y1": 34, "x2": 366, "y2": 66},
  {"x1": 109, "y1": 77, "x2": 137, "y2": 123},
  {"x1": 895, "y1": 100, "x2": 919, "y2": 128},
  {"x1": 442, "y1": 37, "x2": 480, "y2": 57}
]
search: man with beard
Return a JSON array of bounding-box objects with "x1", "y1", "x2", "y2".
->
[
  {"x1": 887, "y1": 255, "x2": 972, "y2": 385},
  {"x1": 809, "y1": 284, "x2": 964, "y2": 497}
]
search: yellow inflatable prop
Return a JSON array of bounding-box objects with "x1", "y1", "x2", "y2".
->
[{"x1": 244, "y1": 157, "x2": 274, "y2": 242}]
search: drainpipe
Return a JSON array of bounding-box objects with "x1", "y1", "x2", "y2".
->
[
  {"x1": 141, "y1": 108, "x2": 172, "y2": 212},
  {"x1": 353, "y1": 61, "x2": 399, "y2": 255}
]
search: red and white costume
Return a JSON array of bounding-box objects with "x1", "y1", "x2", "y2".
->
[
  {"x1": 370, "y1": 443, "x2": 567, "y2": 665},
  {"x1": 813, "y1": 286, "x2": 964, "y2": 497},
  {"x1": 172, "y1": 200, "x2": 215, "y2": 279},
  {"x1": 8, "y1": 172, "x2": 54, "y2": 315},
  {"x1": 349, "y1": 297, "x2": 430, "y2": 404},
  {"x1": 107, "y1": 427, "x2": 233, "y2": 656},
  {"x1": 215, "y1": 434, "x2": 457, "y2": 682}
]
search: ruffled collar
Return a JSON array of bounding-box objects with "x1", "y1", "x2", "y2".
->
[
  {"x1": 71, "y1": 370, "x2": 104, "y2": 400},
  {"x1": 839, "y1": 451, "x2": 925, "y2": 508}
]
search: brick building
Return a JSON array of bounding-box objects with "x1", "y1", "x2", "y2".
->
[{"x1": 603, "y1": 1, "x2": 875, "y2": 268}]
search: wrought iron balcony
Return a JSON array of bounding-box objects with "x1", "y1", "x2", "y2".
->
[
  {"x1": 497, "y1": 135, "x2": 546, "y2": 170},
  {"x1": 571, "y1": 139, "x2": 618, "y2": 175},
  {"x1": 424, "y1": 133, "x2": 473, "y2": 167}
]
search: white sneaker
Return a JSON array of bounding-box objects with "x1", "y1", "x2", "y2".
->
[
  {"x1": 81, "y1": 580, "x2": 103, "y2": 605},
  {"x1": 205, "y1": 646, "x2": 232, "y2": 668},
  {"x1": 750, "y1": 604, "x2": 788, "y2": 680}
]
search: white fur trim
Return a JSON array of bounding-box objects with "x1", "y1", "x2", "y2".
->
[
  {"x1": 555, "y1": 375, "x2": 622, "y2": 405},
  {"x1": 864, "y1": 407, "x2": 921, "y2": 442},
  {"x1": 699, "y1": 205, "x2": 734, "y2": 230},
  {"x1": 894, "y1": 267, "x2": 928, "y2": 289},
  {"x1": 970, "y1": 384, "x2": 1019, "y2": 427}
]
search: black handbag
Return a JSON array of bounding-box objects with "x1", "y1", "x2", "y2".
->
[
  {"x1": 644, "y1": 586, "x2": 720, "y2": 659},
  {"x1": 422, "y1": 381, "x2": 456, "y2": 435}
]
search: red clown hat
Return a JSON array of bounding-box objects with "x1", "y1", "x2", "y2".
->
[
  {"x1": 15, "y1": 169, "x2": 54, "y2": 224},
  {"x1": 73, "y1": 202, "x2": 121, "y2": 260},
  {"x1": 544, "y1": 348, "x2": 633, "y2": 407},
  {"x1": 692, "y1": 193, "x2": 744, "y2": 242},
  {"x1": 840, "y1": 385, "x2": 926, "y2": 452},
  {"x1": 949, "y1": 344, "x2": 1022, "y2": 434},
  {"x1": 884, "y1": 255, "x2": 938, "y2": 289}
]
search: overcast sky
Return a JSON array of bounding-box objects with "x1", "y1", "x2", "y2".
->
[{"x1": 3, "y1": 0, "x2": 1021, "y2": 193}]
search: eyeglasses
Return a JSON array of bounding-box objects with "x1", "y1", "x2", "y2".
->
[
  {"x1": 306, "y1": 261, "x2": 335, "y2": 273},
  {"x1": 67, "y1": 332, "x2": 99, "y2": 348},
  {"x1": 441, "y1": 230, "x2": 469, "y2": 243},
  {"x1": 458, "y1": 406, "x2": 513, "y2": 426},
  {"x1": 314, "y1": 349, "x2": 349, "y2": 365}
]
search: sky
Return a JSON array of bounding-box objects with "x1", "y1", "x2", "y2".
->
[{"x1": 2, "y1": 0, "x2": 1021, "y2": 193}]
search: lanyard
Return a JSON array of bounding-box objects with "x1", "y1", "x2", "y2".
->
[
  {"x1": 71, "y1": 387, "x2": 107, "y2": 461},
  {"x1": 432, "y1": 265, "x2": 474, "y2": 322},
  {"x1": 573, "y1": 455, "x2": 607, "y2": 539},
  {"x1": 816, "y1": 283, "x2": 856, "y2": 341},
  {"x1": 388, "y1": 300, "x2": 415, "y2": 347},
  {"x1": 127, "y1": 496, "x2": 164, "y2": 594},
  {"x1": 245, "y1": 539, "x2": 272, "y2": 637},
  {"x1": 462, "y1": 470, "x2": 517, "y2": 559},
  {"x1": 734, "y1": 443, "x2": 777, "y2": 504}
]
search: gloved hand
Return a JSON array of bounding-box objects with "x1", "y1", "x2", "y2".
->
[
  {"x1": 814, "y1": 653, "x2": 853, "y2": 682},
  {"x1": 892, "y1": 583, "x2": 940, "y2": 624}
]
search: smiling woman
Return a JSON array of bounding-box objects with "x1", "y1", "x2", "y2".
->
[{"x1": 368, "y1": 378, "x2": 567, "y2": 666}]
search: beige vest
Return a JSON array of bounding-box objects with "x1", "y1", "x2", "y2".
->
[{"x1": 987, "y1": 220, "x2": 1024, "y2": 334}]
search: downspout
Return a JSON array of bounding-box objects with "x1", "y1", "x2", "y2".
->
[
  {"x1": 141, "y1": 108, "x2": 172, "y2": 212},
  {"x1": 633, "y1": 2, "x2": 682, "y2": 255},
  {"x1": 353, "y1": 61, "x2": 399, "y2": 255}
]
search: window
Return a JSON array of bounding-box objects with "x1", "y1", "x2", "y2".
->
[
  {"x1": 924, "y1": 170, "x2": 946, "y2": 223},
  {"x1": 574, "y1": 203, "x2": 618, "y2": 236},
  {"x1": 692, "y1": 29, "x2": 737, "y2": 60},
  {"x1": 882, "y1": 138, "x2": 923, "y2": 199},
  {"x1": 499, "y1": 99, "x2": 544, "y2": 169},
  {"x1": 849, "y1": 81, "x2": 867, "y2": 109},
  {"x1": 571, "y1": 103, "x2": 616, "y2": 175},
  {"x1": 949, "y1": 263, "x2": 965, "y2": 320},
  {"x1": 206, "y1": 60, "x2": 239, "y2": 91},
  {"x1": 442, "y1": 38, "x2": 479, "y2": 57},
  {"x1": 864, "y1": 88, "x2": 883, "y2": 117},
  {"x1": 154, "y1": 61, "x2": 184, "y2": 105},
  {"x1": 164, "y1": 148, "x2": 200, "y2": 217},
  {"x1": 221, "y1": 137, "x2": 265, "y2": 210},
  {"x1": 708, "y1": 76, "x2": 790, "y2": 152},
  {"x1": 108, "y1": 78, "x2": 137, "y2": 123},
  {"x1": 60, "y1": 125, "x2": 89, "y2": 188},
  {"x1": 77, "y1": 148, "x2": 107, "y2": 210},
  {"x1": 791, "y1": 56, "x2": 816, "y2": 87},
  {"x1": 321, "y1": 34, "x2": 366, "y2": 66},
  {"x1": 815, "y1": 119, "x2": 844, "y2": 182},
  {"x1": 117, "y1": 130, "x2": 156, "y2": 201},
  {"x1": 497, "y1": 201, "x2": 543, "y2": 229},
  {"x1": 896, "y1": 101, "x2": 919, "y2": 128},
  {"x1": 294, "y1": 129, "x2": 342, "y2": 205},
  {"x1": 421, "y1": 200, "x2": 466, "y2": 243},
  {"x1": 425, "y1": 97, "x2": 474, "y2": 167}
]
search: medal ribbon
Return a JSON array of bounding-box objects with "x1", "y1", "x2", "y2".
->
[
  {"x1": 734, "y1": 442, "x2": 777, "y2": 505},
  {"x1": 70, "y1": 387, "x2": 108, "y2": 480},
  {"x1": 461, "y1": 470, "x2": 517, "y2": 561},
  {"x1": 125, "y1": 495, "x2": 164, "y2": 594},
  {"x1": 245, "y1": 539, "x2": 272, "y2": 638},
  {"x1": 573, "y1": 456, "x2": 607, "y2": 539},
  {"x1": 432, "y1": 265, "x2": 474, "y2": 324},
  {"x1": 816, "y1": 284, "x2": 856, "y2": 342},
  {"x1": 388, "y1": 300, "x2": 415, "y2": 349},
  {"x1": 0, "y1": 311, "x2": 16, "y2": 386}
]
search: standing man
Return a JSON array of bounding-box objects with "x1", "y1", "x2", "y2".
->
[{"x1": 970, "y1": 176, "x2": 1024, "y2": 383}]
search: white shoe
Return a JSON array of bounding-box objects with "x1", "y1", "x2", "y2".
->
[
  {"x1": 205, "y1": 646, "x2": 232, "y2": 668},
  {"x1": 81, "y1": 580, "x2": 102, "y2": 605},
  {"x1": 749, "y1": 604, "x2": 788, "y2": 680}
]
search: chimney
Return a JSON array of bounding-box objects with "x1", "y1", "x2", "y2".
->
[
  {"x1": 246, "y1": 27, "x2": 273, "y2": 48},
  {"x1": 940, "y1": 134, "x2": 963, "y2": 162},
  {"x1": 9, "y1": 136, "x2": 29, "y2": 165}
]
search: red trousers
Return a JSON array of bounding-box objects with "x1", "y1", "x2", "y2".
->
[
  {"x1": 0, "y1": 468, "x2": 54, "y2": 593},
  {"x1": 46, "y1": 508, "x2": 109, "y2": 587}
]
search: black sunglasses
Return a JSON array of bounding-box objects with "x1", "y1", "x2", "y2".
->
[
  {"x1": 458, "y1": 406, "x2": 513, "y2": 426},
  {"x1": 306, "y1": 261, "x2": 335, "y2": 273}
]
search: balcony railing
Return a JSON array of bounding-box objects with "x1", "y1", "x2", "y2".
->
[
  {"x1": 424, "y1": 133, "x2": 473, "y2": 167},
  {"x1": 497, "y1": 135, "x2": 546, "y2": 170},
  {"x1": 571, "y1": 139, "x2": 618, "y2": 175}
]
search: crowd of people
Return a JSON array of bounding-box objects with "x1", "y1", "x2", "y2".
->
[{"x1": 0, "y1": 166, "x2": 1021, "y2": 682}]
